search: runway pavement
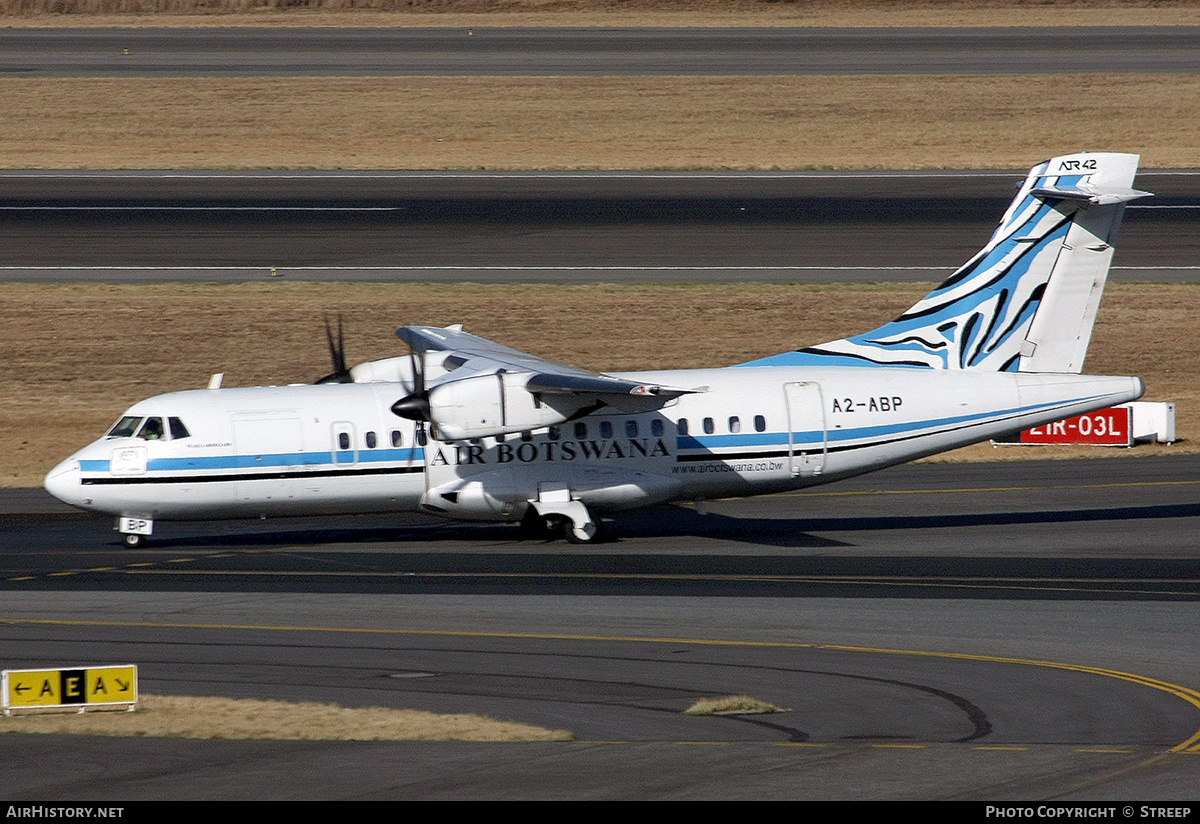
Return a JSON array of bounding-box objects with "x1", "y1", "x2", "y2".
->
[
  {"x1": 2, "y1": 169, "x2": 1197, "y2": 284},
  {"x1": 2, "y1": 27, "x2": 1198, "y2": 77},
  {"x1": 3, "y1": 456, "x2": 1199, "y2": 799}
]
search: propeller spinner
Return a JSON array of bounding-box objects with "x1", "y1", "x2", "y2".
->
[{"x1": 390, "y1": 350, "x2": 432, "y2": 422}]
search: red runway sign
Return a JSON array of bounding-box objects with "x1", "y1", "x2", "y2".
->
[{"x1": 1014, "y1": 406, "x2": 1133, "y2": 446}]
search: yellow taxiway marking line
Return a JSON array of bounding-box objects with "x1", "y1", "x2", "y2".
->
[
  {"x1": 777, "y1": 478, "x2": 1200, "y2": 499},
  {"x1": 871, "y1": 743, "x2": 927, "y2": 749},
  {"x1": 113, "y1": 568, "x2": 1199, "y2": 598},
  {"x1": 973, "y1": 746, "x2": 1028, "y2": 751},
  {"x1": 2, "y1": 617, "x2": 1198, "y2": 753},
  {"x1": 694, "y1": 476, "x2": 1200, "y2": 507}
]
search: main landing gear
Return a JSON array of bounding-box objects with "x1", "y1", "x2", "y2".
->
[{"x1": 521, "y1": 500, "x2": 604, "y2": 544}]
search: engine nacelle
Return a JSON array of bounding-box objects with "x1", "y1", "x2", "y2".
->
[
  {"x1": 427, "y1": 372, "x2": 587, "y2": 440},
  {"x1": 348, "y1": 354, "x2": 458, "y2": 385}
]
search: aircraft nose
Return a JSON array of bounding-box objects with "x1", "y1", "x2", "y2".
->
[{"x1": 44, "y1": 458, "x2": 84, "y2": 508}]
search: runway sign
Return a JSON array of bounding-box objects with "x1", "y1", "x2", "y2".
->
[
  {"x1": 3, "y1": 665, "x2": 138, "y2": 715},
  {"x1": 1004, "y1": 406, "x2": 1134, "y2": 446}
]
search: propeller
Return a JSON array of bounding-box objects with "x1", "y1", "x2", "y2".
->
[
  {"x1": 315, "y1": 315, "x2": 353, "y2": 384},
  {"x1": 390, "y1": 347, "x2": 436, "y2": 453},
  {"x1": 391, "y1": 348, "x2": 432, "y2": 422}
]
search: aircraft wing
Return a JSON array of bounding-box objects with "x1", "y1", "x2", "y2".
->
[{"x1": 396, "y1": 324, "x2": 698, "y2": 401}]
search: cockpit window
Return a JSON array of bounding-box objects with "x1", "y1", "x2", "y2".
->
[
  {"x1": 136, "y1": 417, "x2": 165, "y2": 440},
  {"x1": 168, "y1": 417, "x2": 190, "y2": 439},
  {"x1": 107, "y1": 416, "x2": 142, "y2": 438}
]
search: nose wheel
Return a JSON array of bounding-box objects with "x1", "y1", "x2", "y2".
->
[{"x1": 116, "y1": 516, "x2": 152, "y2": 548}]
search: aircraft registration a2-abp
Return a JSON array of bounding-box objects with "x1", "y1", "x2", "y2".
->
[{"x1": 45, "y1": 152, "x2": 1150, "y2": 546}]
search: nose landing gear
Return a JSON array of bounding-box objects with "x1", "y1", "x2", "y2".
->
[{"x1": 117, "y1": 516, "x2": 153, "y2": 549}]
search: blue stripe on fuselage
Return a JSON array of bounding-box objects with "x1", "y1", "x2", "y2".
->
[
  {"x1": 674, "y1": 396, "x2": 1108, "y2": 453},
  {"x1": 79, "y1": 448, "x2": 425, "y2": 475}
]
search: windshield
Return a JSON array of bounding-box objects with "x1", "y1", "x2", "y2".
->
[
  {"x1": 136, "y1": 417, "x2": 165, "y2": 440},
  {"x1": 106, "y1": 416, "x2": 142, "y2": 438}
]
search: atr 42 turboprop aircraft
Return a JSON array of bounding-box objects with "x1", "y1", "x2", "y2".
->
[{"x1": 45, "y1": 152, "x2": 1150, "y2": 546}]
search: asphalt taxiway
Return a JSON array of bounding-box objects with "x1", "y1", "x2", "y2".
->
[{"x1": 3, "y1": 456, "x2": 1199, "y2": 799}]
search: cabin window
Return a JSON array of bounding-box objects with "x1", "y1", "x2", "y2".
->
[
  {"x1": 625, "y1": 420, "x2": 638, "y2": 438},
  {"x1": 521, "y1": 430, "x2": 532, "y2": 442},
  {"x1": 391, "y1": 430, "x2": 403, "y2": 447},
  {"x1": 600, "y1": 421, "x2": 613, "y2": 439},
  {"x1": 107, "y1": 416, "x2": 142, "y2": 438},
  {"x1": 755, "y1": 415, "x2": 766, "y2": 432},
  {"x1": 729, "y1": 416, "x2": 741, "y2": 433},
  {"x1": 365, "y1": 431, "x2": 377, "y2": 449},
  {"x1": 168, "y1": 417, "x2": 190, "y2": 439},
  {"x1": 703, "y1": 417, "x2": 715, "y2": 435},
  {"x1": 651, "y1": 419, "x2": 664, "y2": 437},
  {"x1": 338, "y1": 432, "x2": 350, "y2": 450},
  {"x1": 548, "y1": 426, "x2": 560, "y2": 441},
  {"x1": 677, "y1": 418, "x2": 689, "y2": 436},
  {"x1": 574, "y1": 422, "x2": 588, "y2": 439},
  {"x1": 137, "y1": 417, "x2": 165, "y2": 441},
  {"x1": 416, "y1": 429, "x2": 428, "y2": 446}
]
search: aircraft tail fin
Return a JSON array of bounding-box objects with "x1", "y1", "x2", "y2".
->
[{"x1": 743, "y1": 152, "x2": 1150, "y2": 373}]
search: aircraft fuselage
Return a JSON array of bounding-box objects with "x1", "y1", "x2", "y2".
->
[{"x1": 44, "y1": 365, "x2": 1143, "y2": 527}]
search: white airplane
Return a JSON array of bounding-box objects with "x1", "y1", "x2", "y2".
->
[{"x1": 45, "y1": 152, "x2": 1150, "y2": 547}]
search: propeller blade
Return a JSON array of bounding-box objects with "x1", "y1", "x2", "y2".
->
[
  {"x1": 391, "y1": 348, "x2": 433, "y2": 422},
  {"x1": 315, "y1": 315, "x2": 353, "y2": 384}
]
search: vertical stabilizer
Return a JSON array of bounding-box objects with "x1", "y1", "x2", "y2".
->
[{"x1": 743, "y1": 152, "x2": 1150, "y2": 372}]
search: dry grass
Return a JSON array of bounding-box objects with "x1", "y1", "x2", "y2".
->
[
  {"x1": 684, "y1": 694, "x2": 788, "y2": 715},
  {"x1": 2, "y1": 0, "x2": 1199, "y2": 28},
  {"x1": 2, "y1": 281, "x2": 1193, "y2": 488},
  {"x1": 4, "y1": 75, "x2": 1200, "y2": 170},
  {"x1": 1, "y1": 693, "x2": 572, "y2": 740}
]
